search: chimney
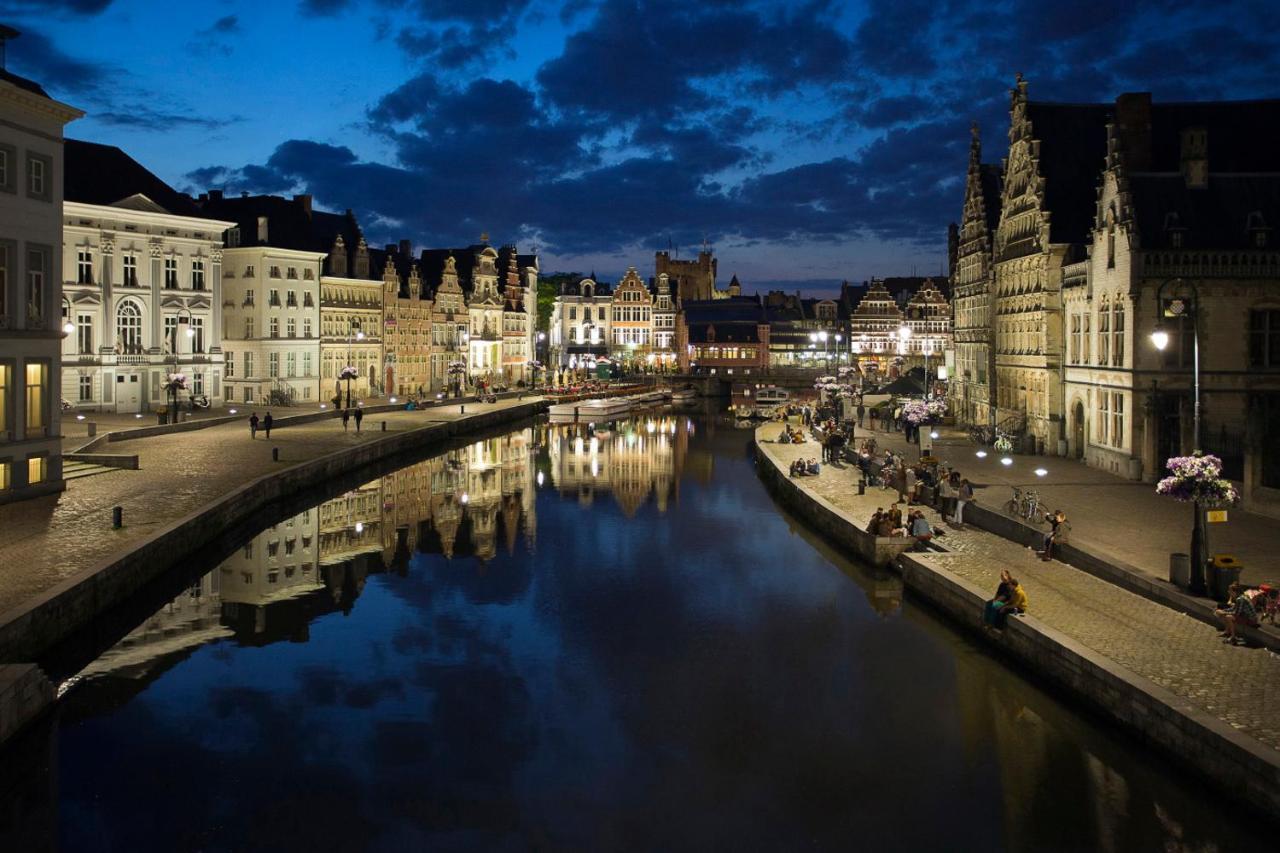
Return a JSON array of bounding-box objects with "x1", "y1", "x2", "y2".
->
[
  {"x1": 399, "y1": 239, "x2": 411, "y2": 257},
  {"x1": 256, "y1": 215, "x2": 268, "y2": 242},
  {"x1": 1113, "y1": 92, "x2": 1152, "y2": 172},
  {"x1": 1181, "y1": 127, "x2": 1209, "y2": 188},
  {"x1": 293, "y1": 194, "x2": 313, "y2": 216},
  {"x1": 208, "y1": 189, "x2": 223, "y2": 202}
]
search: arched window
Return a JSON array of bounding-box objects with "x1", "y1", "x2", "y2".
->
[{"x1": 117, "y1": 300, "x2": 143, "y2": 353}]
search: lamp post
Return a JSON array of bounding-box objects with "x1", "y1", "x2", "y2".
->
[
  {"x1": 1149, "y1": 277, "x2": 1207, "y2": 595},
  {"x1": 834, "y1": 333, "x2": 843, "y2": 370},
  {"x1": 344, "y1": 320, "x2": 365, "y2": 409}
]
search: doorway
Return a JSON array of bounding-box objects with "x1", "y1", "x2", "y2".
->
[
  {"x1": 1072, "y1": 401, "x2": 1085, "y2": 460},
  {"x1": 115, "y1": 374, "x2": 141, "y2": 413}
]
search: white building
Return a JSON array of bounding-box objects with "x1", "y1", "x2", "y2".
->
[
  {"x1": 549, "y1": 277, "x2": 612, "y2": 370},
  {"x1": 195, "y1": 192, "x2": 325, "y2": 407},
  {"x1": 0, "y1": 63, "x2": 82, "y2": 502},
  {"x1": 61, "y1": 141, "x2": 233, "y2": 414}
]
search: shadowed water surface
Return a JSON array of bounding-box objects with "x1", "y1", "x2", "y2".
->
[{"x1": 3, "y1": 412, "x2": 1270, "y2": 852}]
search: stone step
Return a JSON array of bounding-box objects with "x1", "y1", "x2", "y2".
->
[{"x1": 63, "y1": 463, "x2": 117, "y2": 480}]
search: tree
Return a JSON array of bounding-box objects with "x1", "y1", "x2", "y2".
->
[{"x1": 536, "y1": 272, "x2": 579, "y2": 333}]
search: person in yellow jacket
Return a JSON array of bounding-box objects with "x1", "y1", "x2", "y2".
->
[{"x1": 983, "y1": 570, "x2": 1027, "y2": 630}]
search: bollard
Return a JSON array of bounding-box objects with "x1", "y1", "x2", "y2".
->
[
  {"x1": 112, "y1": 506, "x2": 123, "y2": 529},
  {"x1": 87, "y1": 422, "x2": 97, "y2": 437},
  {"x1": 272, "y1": 447, "x2": 279, "y2": 462},
  {"x1": 460, "y1": 405, "x2": 465, "y2": 414},
  {"x1": 381, "y1": 421, "x2": 386, "y2": 432},
  {"x1": 858, "y1": 478, "x2": 866, "y2": 495},
  {"x1": 574, "y1": 406, "x2": 580, "y2": 422}
]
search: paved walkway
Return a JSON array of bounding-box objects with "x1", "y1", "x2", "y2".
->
[
  {"x1": 840, "y1": 421, "x2": 1277, "y2": 587},
  {"x1": 0, "y1": 399, "x2": 538, "y2": 619},
  {"x1": 760, "y1": 424, "x2": 1280, "y2": 752}
]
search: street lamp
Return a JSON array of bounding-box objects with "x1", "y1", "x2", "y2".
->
[
  {"x1": 834, "y1": 333, "x2": 843, "y2": 370},
  {"x1": 1149, "y1": 277, "x2": 1208, "y2": 595}
]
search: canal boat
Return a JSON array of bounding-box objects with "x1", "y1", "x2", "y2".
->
[
  {"x1": 671, "y1": 388, "x2": 698, "y2": 403},
  {"x1": 753, "y1": 386, "x2": 789, "y2": 405},
  {"x1": 548, "y1": 397, "x2": 636, "y2": 420}
]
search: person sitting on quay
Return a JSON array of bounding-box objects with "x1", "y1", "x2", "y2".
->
[
  {"x1": 983, "y1": 570, "x2": 1027, "y2": 631},
  {"x1": 874, "y1": 509, "x2": 896, "y2": 537},
  {"x1": 806, "y1": 458, "x2": 821, "y2": 476},
  {"x1": 867, "y1": 508, "x2": 885, "y2": 534},
  {"x1": 1038, "y1": 509, "x2": 1067, "y2": 561},
  {"x1": 1216, "y1": 583, "x2": 1259, "y2": 646},
  {"x1": 887, "y1": 502, "x2": 904, "y2": 535},
  {"x1": 908, "y1": 509, "x2": 936, "y2": 550}
]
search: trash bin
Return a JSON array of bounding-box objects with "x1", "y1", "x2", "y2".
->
[
  {"x1": 1211, "y1": 554, "x2": 1243, "y2": 601},
  {"x1": 1169, "y1": 553, "x2": 1190, "y2": 588}
]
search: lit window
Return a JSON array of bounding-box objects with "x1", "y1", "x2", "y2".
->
[{"x1": 25, "y1": 362, "x2": 46, "y2": 432}]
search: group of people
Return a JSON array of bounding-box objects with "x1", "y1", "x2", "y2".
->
[
  {"x1": 247, "y1": 412, "x2": 273, "y2": 439},
  {"x1": 776, "y1": 424, "x2": 806, "y2": 444},
  {"x1": 983, "y1": 570, "x2": 1028, "y2": 630},
  {"x1": 866, "y1": 502, "x2": 945, "y2": 549},
  {"x1": 789, "y1": 458, "x2": 822, "y2": 477}
]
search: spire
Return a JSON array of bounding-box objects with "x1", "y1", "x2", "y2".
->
[{"x1": 969, "y1": 121, "x2": 981, "y2": 170}]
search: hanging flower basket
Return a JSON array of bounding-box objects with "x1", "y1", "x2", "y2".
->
[
  {"x1": 901, "y1": 399, "x2": 931, "y2": 425},
  {"x1": 338, "y1": 365, "x2": 359, "y2": 380},
  {"x1": 1155, "y1": 453, "x2": 1240, "y2": 507},
  {"x1": 162, "y1": 372, "x2": 188, "y2": 393},
  {"x1": 447, "y1": 360, "x2": 467, "y2": 375},
  {"x1": 994, "y1": 432, "x2": 1013, "y2": 453},
  {"x1": 925, "y1": 399, "x2": 947, "y2": 420}
]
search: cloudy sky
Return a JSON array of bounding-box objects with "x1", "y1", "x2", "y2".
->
[{"x1": 7, "y1": 1, "x2": 1280, "y2": 290}]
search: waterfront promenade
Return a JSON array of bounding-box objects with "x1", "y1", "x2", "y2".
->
[
  {"x1": 758, "y1": 423, "x2": 1280, "y2": 755},
  {"x1": 0, "y1": 399, "x2": 537, "y2": 620},
  {"x1": 856, "y1": 423, "x2": 1276, "y2": 587}
]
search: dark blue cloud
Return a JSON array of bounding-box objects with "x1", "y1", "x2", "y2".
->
[
  {"x1": 180, "y1": 0, "x2": 1280, "y2": 269},
  {"x1": 5, "y1": 27, "x2": 109, "y2": 94}
]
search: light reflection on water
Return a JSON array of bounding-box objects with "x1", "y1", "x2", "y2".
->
[{"x1": 1, "y1": 411, "x2": 1270, "y2": 852}]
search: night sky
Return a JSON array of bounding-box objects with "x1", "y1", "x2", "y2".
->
[{"x1": 6, "y1": 0, "x2": 1280, "y2": 290}]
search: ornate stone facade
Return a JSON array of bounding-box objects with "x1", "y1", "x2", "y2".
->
[{"x1": 949, "y1": 125, "x2": 1002, "y2": 428}]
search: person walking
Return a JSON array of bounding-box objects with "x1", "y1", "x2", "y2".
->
[
  {"x1": 249, "y1": 412, "x2": 259, "y2": 439},
  {"x1": 856, "y1": 401, "x2": 865, "y2": 429},
  {"x1": 354, "y1": 407, "x2": 364, "y2": 432},
  {"x1": 904, "y1": 465, "x2": 917, "y2": 505},
  {"x1": 342, "y1": 408, "x2": 351, "y2": 431},
  {"x1": 954, "y1": 478, "x2": 973, "y2": 525},
  {"x1": 263, "y1": 411, "x2": 273, "y2": 439}
]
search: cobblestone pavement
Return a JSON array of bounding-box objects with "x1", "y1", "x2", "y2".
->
[
  {"x1": 759, "y1": 423, "x2": 1280, "y2": 752},
  {"x1": 0, "y1": 399, "x2": 537, "y2": 619},
  {"x1": 843, "y1": 422, "x2": 1278, "y2": 587}
]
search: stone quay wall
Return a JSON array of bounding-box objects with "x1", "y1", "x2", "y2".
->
[
  {"x1": 752, "y1": 434, "x2": 1280, "y2": 818},
  {"x1": 0, "y1": 400, "x2": 545, "y2": 665},
  {"x1": 753, "y1": 435, "x2": 916, "y2": 567}
]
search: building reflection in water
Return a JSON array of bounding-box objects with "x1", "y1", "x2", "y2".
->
[{"x1": 72, "y1": 415, "x2": 691, "y2": 678}]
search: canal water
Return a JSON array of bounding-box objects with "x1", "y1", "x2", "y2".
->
[{"x1": 1, "y1": 411, "x2": 1269, "y2": 852}]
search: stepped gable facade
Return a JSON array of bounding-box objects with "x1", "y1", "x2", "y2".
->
[
  {"x1": 991, "y1": 75, "x2": 1110, "y2": 450},
  {"x1": 949, "y1": 123, "x2": 1003, "y2": 428}
]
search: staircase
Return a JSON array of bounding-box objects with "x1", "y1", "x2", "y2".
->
[{"x1": 62, "y1": 460, "x2": 120, "y2": 481}]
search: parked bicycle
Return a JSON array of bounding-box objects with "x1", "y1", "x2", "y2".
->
[{"x1": 1005, "y1": 486, "x2": 1041, "y2": 520}]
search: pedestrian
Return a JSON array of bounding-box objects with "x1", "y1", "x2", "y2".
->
[
  {"x1": 263, "y1": 411, "x2": 273, "y2": 438},
  {"x1": 342, "y1": 408, "x2": 350, "y2": 431},
  {"x1": 895, "y1": 463, "x2": 907, "y2": 503},
  {"x1": 954, "y1": 478, "x2": 973, "y2": 525},
  {"x1": 354, "y1": 407, "x2": 364, "y2": 432},
  {"x1": 857, "y1": 401, "x2": 865, "y2": 428},
  {"x1": 249, "y1": 412, "x2": 259, "y2": 439},
  {"x1": 905, "y1": 465, "x2": 917, "y2": 505}
]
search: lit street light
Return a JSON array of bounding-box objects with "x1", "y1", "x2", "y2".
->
[{"x1": 1149, "y1": 278, "x2": 1208, "y2": 595}]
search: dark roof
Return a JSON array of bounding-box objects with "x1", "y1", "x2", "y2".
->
[
  {"x1": 65, "y1": 139, "x2": 202, "y2": 216},
  {"x1": 558, "y1": 279, "x2": 612, "y2": 296},
  {"x1": 681, "y1": 297, "x2": 764, "y2": 324},
  {"x1": 686, "y1": 322, "x2": 762, "y2": 344},
  {"x1": 1130, "y1": 174, "x2": 1280, "y2": 249},
  {"x1": 1025, "y1": 102, "x2": 1111, "y2": 244},
  {"x1": 309, "y1": 209, "x2": 367, "y2": 277},
  {"x1": 1145, "y1": 100, "x2": 1280, "y2": 173},
  {"x1": 194, "y1": 193, "x2": 329, "y2": 252},
  {"x1": 0, "y1": 69, "x2": 49, "y2": 98}
]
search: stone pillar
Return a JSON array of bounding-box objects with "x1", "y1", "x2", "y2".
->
[
  {"x1": 99, "y1": 237, "x2": 114, "y2": 355},
  {"x1": 149, "y1": 243, "x2": 163, "y2": 353},
  {"x1": 210, "y1": 250, "x2": 223, "y2": 354}
]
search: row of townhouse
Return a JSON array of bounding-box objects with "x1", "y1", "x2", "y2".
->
[
  {"x1": 946, "y1": 75, "x2": 1280, "y2": 516},
  {"x1": 548, "y1": 267, "x2": 678, "y2": 371},
  {"x1": 56, "y1": 162, "x2": 538, "y2": 415}
]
